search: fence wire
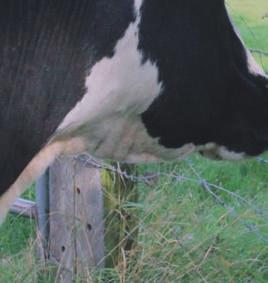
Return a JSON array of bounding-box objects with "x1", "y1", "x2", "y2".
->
[{"x1": 75, "y1": 153, "x2": 268, "y2": 245}]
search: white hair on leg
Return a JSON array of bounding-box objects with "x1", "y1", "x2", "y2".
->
[{"x1": 0, "y1": 137, "x2": 85, "y2": 224}]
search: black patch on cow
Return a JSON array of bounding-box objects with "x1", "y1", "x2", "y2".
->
[
  {"x1": 139, "y1": 0, "x2": 268, "y2": 156},
  {"x1": 0, "y1": 0, "x2": 135, "y2": 195}
]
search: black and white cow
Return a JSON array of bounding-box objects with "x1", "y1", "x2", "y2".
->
[{"x1": 0, "y1": 0, "x2": 268, "y2": 223}]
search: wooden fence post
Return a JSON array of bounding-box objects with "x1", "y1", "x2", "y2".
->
[
  {"x1": 48, "y1": 156, "x2": 105, "y2": 282},
  {"x1": 36, "y1": 156, "x2": 138, "y2": 281}
]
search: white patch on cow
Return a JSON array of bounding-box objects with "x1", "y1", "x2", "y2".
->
[
  {"x1": 134, "y1": 0, "x2": 143, "y2": 11},
  {"x1": 59, "y1": 1, "x2": 156, "y2": 131},
  {"x1": 197, "y1": 143, "x2": 245, "y2": 161},
  {"x1": 218, "y1": 146, "x2": 245, "y2": 160},
  {"x1": 246, "y1": 49, "x2": 267, "y2": 77},
  {"x1": 55, "y1": 1, "x2": 197, "y2": 162},
  {"x1": 0, "y1": 138, "x2": 85, "y2": 224}
]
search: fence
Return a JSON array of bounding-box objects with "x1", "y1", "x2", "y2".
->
[{"x1": 11, "y1": 155, "x2": 138, "y2": 282}]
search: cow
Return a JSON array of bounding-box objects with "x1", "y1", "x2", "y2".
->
[{"x1": 0, "y1": 0, "x2": 267, "y2": 224}]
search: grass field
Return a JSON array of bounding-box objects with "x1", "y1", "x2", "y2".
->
[{"x1": 1, "y1": 1, "x2": 268, "y2": 282}]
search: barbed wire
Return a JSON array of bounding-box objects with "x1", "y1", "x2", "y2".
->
[
  {"x1": 250, "y1": 49, "x2": 268, "y2": 57},
  {"x1": 74, "y1": 153, "x2": 268, "y2": 244}
]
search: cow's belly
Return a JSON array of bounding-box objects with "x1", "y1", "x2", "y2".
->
[
  {"x1": 55, "y1": 114, "x2": 196, "y2": 162},
  {"x1": 54, "y1": 114, "x2": 245, "y2": 163}
]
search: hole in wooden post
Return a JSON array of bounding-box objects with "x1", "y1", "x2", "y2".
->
[
  {"x1": 126, "y1": 214, "x2": 131, "y2": 220},
  {"x1": 76, "y1": 187, "x2": 81, "y2": 194},
  {"x1": 87, "y1": 223, "x2": 92, "y2": 231},
  {"x1": 61, "y1": 246, "x2": 66, "y2": 252}
]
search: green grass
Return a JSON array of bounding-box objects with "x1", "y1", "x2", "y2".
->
[
  {"x1": 132, "y1": 155, "x2": 268, "y2": 282},
  {"x1": 227, "y1": 0, "x2": 268, "y2": 71},
  {"x1": 1, "y1": 1, "x2": 268, "y2": 282}
]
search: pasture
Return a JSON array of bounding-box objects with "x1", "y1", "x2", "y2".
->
[{"x1": 1, "y1": 0, "x2": 268, "y2": 282}]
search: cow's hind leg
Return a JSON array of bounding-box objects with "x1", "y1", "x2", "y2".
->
[{"x1": 0, "y1": 138, "x2": 85, "y2": 224}]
